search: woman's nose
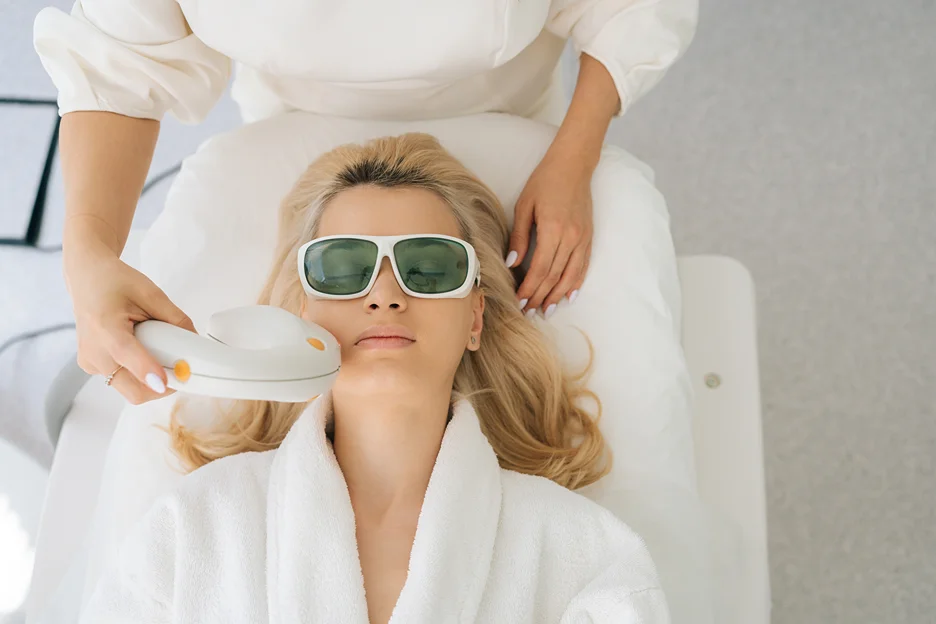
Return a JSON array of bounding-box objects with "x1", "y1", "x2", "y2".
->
[{"x1": 364, "y1": 257, "x2": 407, "y2": 310}]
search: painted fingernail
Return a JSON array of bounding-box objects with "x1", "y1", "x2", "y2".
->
[
  {"x1": 518, "y1": 298, "x2": 528, "y2": 310},
  {"x1": 544, "y1": 303, "x2": 557, "y2": 319},
  {"x1": 504, "y1": 250, "x2": 518, "y2": 267},
  {"x1": 145, "y1": 373, "x2": 166, "y2": 394},
  {"x1": 569, "y1": 289, "x2": 579, "y2": 304},
  {"x1": 525, "y1": 308, "x2": 537, "y2": 320}
]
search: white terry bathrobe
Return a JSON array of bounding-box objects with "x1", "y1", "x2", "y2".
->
[{"x1": 79, "y1": 390, "x2": 670, "y2": 623}]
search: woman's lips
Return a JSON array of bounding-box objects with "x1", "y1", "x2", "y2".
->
[
  {"x1": 354, "y1": 323, "x2": 416, "y2": 346},
  {"x1": 356, "y1": 336, "x2": 415, "y2": 349}
]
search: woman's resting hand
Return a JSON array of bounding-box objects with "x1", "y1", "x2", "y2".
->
[
  {"x1": 507, "y1": 148, "x2": 594, "y2": 319},
  {"x1": 64, "y1": 241, "x2": 196, "y2": 404}
]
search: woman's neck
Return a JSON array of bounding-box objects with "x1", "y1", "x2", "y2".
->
[{"x1": 330, "y1": 389, "x2": 452, "y2": 525}]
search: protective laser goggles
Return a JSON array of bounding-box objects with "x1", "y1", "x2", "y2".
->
[{"x1": 297, "y1": 234, "x2": 481, "y2": 299}]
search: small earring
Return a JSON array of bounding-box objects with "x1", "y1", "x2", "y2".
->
[{"x1": 471, "y1": 336, "x2": 477, "y2": 344}]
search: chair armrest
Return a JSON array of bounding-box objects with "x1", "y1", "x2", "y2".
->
[{"x1": 44, "y1": 357, "x2": 90, "y2": 448}]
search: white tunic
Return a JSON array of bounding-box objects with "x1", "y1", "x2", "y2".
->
[
  {"x1": 79, "y1": 390, "x2": 670, "y2": 623},
  {"x1": 33, "y1": 0, "x2": 698, "y2": 125}
]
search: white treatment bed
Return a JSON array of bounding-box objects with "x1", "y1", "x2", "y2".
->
[
  {"x1": 27, "y1": 250, "x2": 770, "y2": 624},
  {"x1": 24, "y1": 113, "x2": 771, "y2": 624}
]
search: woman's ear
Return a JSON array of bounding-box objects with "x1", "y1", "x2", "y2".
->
[{"x1": 467, "y1": 290, "x2": 485, "y2": 351}]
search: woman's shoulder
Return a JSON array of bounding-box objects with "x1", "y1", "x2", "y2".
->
[
  {"x1": 500, "y1": 469, "x2": 616, "y2": 518},
  {"x1": 92, "y1": 449, "x2": 279, "y2": 614},
  {"x1": 498, "y1": 470, "x2": 664, "y2": 607}
]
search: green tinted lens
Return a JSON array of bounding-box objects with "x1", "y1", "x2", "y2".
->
[
  {"x1": 393, "y1": 238, "x2": 469, "y2": 294},
  {"x1": 304, "y1": 238, "x2": 378, "y2": 295}
]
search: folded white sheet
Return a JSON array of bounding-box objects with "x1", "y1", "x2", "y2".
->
[{"x1": 80, "y1": 390, "x2": 670, "y2": 623}]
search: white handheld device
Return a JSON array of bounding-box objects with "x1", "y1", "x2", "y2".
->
[{"x1": 134, "y1": 305, "x2": 340, "y2": 402}]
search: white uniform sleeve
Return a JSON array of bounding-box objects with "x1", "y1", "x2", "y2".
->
[
  {"x1": 78, "y1": 497, "x2": 178, "y2": 623},
  {"x1": 33, "y1": 0, "x2": 231, "y2": 124},
  {"x1": 546, "y1": 0, "x2": 699, "y2": 117}
]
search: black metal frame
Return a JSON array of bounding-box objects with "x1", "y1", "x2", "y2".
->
[{"x1": 0, "y1": 97, "x2": 61, "y2": 250}]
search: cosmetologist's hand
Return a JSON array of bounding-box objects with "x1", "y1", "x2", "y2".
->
[{"x1": 505, "y1": 149, "x2": 594, "y2": 319}]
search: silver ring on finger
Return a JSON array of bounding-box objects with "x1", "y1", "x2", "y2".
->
[{"x1": 104, "y1": 364, "x2": 124, "y2": 387}]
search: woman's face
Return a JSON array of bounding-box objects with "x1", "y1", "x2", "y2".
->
[{"x1": 299, "y1": 185, "x2": 484, "y2": 399}]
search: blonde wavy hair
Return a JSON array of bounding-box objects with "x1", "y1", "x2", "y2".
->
[{"x1": 160, "y1": 132, "x2": 611, "y2": 490}]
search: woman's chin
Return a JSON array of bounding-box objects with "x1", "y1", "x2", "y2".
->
[{"x1": 338, "y1": 363, "x2": 422, "y2": 393}]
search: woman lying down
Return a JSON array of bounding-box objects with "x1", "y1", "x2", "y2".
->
[{"x1": 80, "y1": 133, "x2": 669, "y2": 623}]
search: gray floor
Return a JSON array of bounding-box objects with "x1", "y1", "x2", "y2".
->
[{"x1": 2, "y1": 0, "x2": 934, "y2": 622}]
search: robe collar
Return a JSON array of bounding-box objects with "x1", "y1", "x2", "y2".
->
[{"x1": 266, "y1": 389, "x2": 503, "y2": 623}]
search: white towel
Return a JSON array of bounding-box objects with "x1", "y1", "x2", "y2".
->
[{"x1": 80, "y1": 391, "x2": 670, "y2": 623}]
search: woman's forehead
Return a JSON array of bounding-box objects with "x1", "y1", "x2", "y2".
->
[{"x1": 318, "y1": 185, "x2": 462, "y2": 237}]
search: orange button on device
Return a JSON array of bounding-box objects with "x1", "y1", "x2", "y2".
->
[
  {"x1": 173, "y1": 359, "x2": 191, "y2": 383},
  {"x1": 307, "y1": 338, "x2": 325, "y2": 350}
]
